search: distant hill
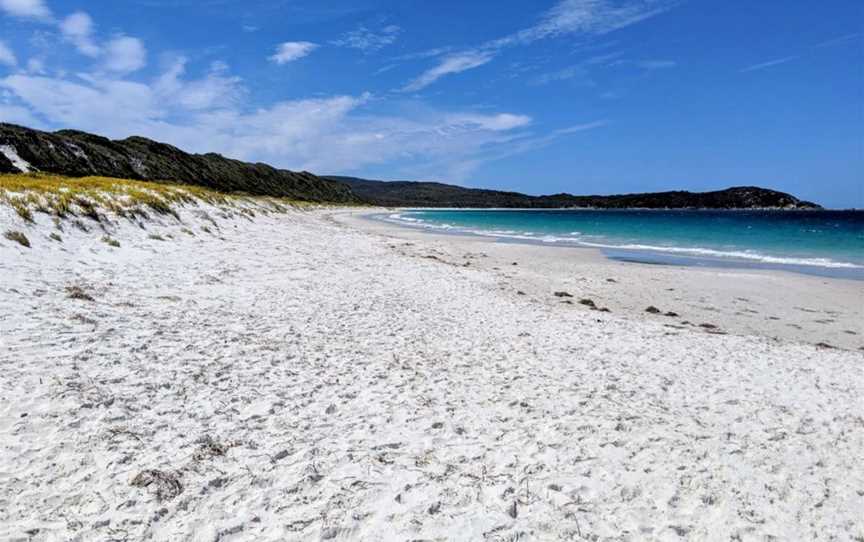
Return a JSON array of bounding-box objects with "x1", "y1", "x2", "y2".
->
[
  {"x1": 0, "y1": 123, "x2": 821, "y2": 209},
  {"x1": 0, "y1": 124, "x2": 358, "y2": 203},
  {"x1": 327, "y1": 176, "x2": 822, "y2": 210}
]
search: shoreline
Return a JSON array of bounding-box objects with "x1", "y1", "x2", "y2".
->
[
  {"x1": 334, "y1": 209, "x2": 864, "y2": 351},
  {"x1": 364, "y1": 209, "x2": 864, "y2": 281}
]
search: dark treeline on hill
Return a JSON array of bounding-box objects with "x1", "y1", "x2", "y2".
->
[
  {"x1": 0, "y1": 123, "x2": 820, "y2": 208},
  {"x1": 328, "y1": 176, "x2": 822, "y2": 210},
  {"x1": 0, "y1": 123, "x2": 357, "y2": 203}
]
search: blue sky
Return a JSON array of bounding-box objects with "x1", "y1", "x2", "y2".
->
[{"x1": 0, "y1": 0, "x2": 861, "y2": 207}]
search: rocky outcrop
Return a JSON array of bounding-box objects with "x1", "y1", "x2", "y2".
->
[
  {"x1": 0, "y1": 124, "x2": 358, "y2": 203},
  {"x1": 329, "y1": 176, "x2": 822, "y2": 209}
]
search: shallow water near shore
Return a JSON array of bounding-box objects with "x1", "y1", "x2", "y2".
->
[{"x1": 380, "y1": 209, "x2": 864, "y2": 280}]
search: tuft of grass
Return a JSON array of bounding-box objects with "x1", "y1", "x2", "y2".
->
[
  {"x1": 4, "y1": 230, "x2": 31, "y2": 247},
  {"x1": 49, "y1": 232, "x2": 62, "y2": 242},
  {"x1": 9, "y1": 197, "x2": 34, "y2": 222},
  {"x1": 147, "y1": 233, "x2": 165, "y2": 241},
  {"x1": 101, "y1": 235, "x2": 120, "y2": 248}
]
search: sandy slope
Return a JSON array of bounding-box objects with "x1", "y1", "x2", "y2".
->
[{"x1": 1, "y1": 204, "x2": 862, "y2": 541}]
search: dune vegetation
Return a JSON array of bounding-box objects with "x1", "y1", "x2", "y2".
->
[{"x1": 0, "y1": 173, "x2": 317, "y2": 225}]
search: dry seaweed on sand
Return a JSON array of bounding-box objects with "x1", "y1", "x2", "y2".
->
[
  {"x1": 65, "y1": 285, "x2": 95, "y2": 301},
  {"x1": 130, "y1": 469, "x2": 184, "y2": 501}
]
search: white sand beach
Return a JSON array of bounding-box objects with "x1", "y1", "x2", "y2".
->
[{"x1": 1, "y1": 203, "x2": 863, "y2": 541}]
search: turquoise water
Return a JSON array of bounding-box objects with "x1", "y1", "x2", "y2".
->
[{"x1": 382, "y1": 209, "x2": 864, "y2": 279}]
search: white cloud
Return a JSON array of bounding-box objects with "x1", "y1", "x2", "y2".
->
[
  {"x1": 60, "y1": 11, "x2": 101, "y2": 57},
  {"x1": 154, "y1": 57, "x2": 243, "y2": 110},
  {"x1": 0, "y1": 0, "x2": 51, "y2": 19},
  {"x1": 269, "y1": 41, "x2": 318, "y2": 64},
  {"x1": 0, "y1": 40, "x2": 17, "y2": 66},
  {"x1": 103, "y1": 36, "x2": 147, "y2": 73},
  {"x1": 331, "y1": 25, "x2": 401, "y2": 53},
  {"x1": 403, "y1": 0, "x2": 674, "y2": 90},
  {"x1": 403, "y1": 51, "x2": 494, "y2": 92},
  {"x1": 2, "y1": 74, "x2": 159, "y2": 127}
]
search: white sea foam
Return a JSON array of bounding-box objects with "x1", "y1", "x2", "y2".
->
[{"x1": 577, "y1": 241, "x2": 863, "y2": 269}]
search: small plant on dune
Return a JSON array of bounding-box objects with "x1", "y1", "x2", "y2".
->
[
  {"x1": 148, "y1": 233, "x2": 165, "y2": 241},
  {"x1": 4, "y1": 230, "x2": 31, "y2": 247},
  {"x1": 74, "y1": 196, "x2": 101, "y2": 221},
  {"x1": 49, "y1": 232, "x2": 62, "y2": 242},
  {"x1": 101, "y1": 235, "x2": 120, "y2": 248}
]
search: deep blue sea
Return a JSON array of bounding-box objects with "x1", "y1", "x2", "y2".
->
[{"x1": 381, "y1": 209, "x2": 864, "y2": 280}]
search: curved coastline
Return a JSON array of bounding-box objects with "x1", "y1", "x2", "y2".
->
[{"x1": 368, "y1": 209, "x2": 864, "y2": 281}]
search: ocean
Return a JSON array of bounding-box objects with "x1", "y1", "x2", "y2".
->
[{"x1": 380, "y1": 209, "x2": 864, "y2": 280}]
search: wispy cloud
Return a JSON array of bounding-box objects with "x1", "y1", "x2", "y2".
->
[
  {"x1": 403, "y1": 0, "x2": 676, "y2": 91},
  {"x1": 584, "y1": 51, "x2": 625, "y2": 65},
  {"x1": 740, "y1": 32, "x2": 859, "y2": 74},
  {"x1": 331, "y1": 25, "x2": 401, "y2": 53},
  {"x1": 60, "y1": 11, "x2": 101, "y2": 57},
  {"x1": 552, "y1": 120, "x2": 609, "y2": 135},
  {"x1": 497, "y1": 0, "x2": 674, "y2": 47},
  {"x1": 814, "y1": 32, "x2": 860, "y2": 49},
  {"x1": 403, "y1": 50, "x2": 495, "y2": 92},
  {"x1": 530, "y1": 54, "x2": 673, "y2": 86},
  {"x1": 418, "y1": 119, "x2": 609, "y2": 182},
  {"x1": 0, "y1": 0, "x2": 51, "y2": 20},
  {"x1": 741, "y1": 55, "x2": 797, "y2": 73},
  {"x1": 444, "y1": 112, "x2": 532, "y2": 131},
  {"x1": 531, "y1": 64, "x2": 593, "y2": 86},
  {"x1": 636, "y1": 59, "x2": 676, "y2": 69},
  {"x1": 0, "y1": 40, "x2": 17, "y2": 66},
  {"x1": 269, "y1": 41, "x2": 318, "y2": 64},
  {"x1": 393, "y1": 46, "x2": 453, "y2": 61}
]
